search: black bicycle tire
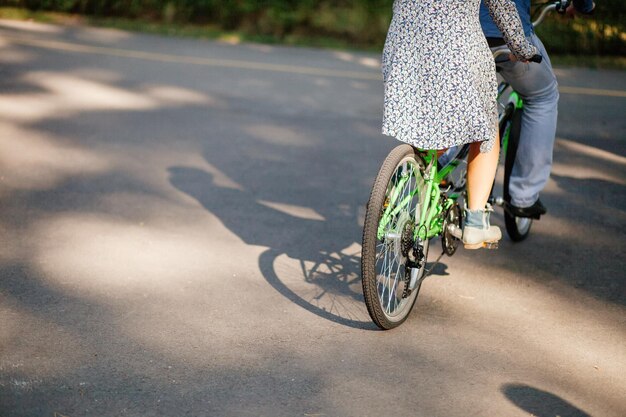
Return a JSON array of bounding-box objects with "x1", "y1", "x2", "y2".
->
[
  {"x1": 361, "y1": 144, "x2": 428, "y2": 330},
  {"x1": 488, "y1": 103, "x2": 516, "y2": 205},
  {"x1": 503, "y1": 109, "x2": 533, "y2": 242}
]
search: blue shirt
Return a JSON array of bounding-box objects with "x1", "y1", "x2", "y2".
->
[{"x1": 480, "y1": 0, "x2": 595, "y2": 38}]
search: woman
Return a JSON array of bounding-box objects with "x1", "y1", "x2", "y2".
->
[{"x1": 382, "y1": 0, "x2": 538, "y2": 249}]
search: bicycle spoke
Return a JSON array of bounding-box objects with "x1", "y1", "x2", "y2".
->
[
  {"x1": 378, "y1": 167, "x2": 408, "y2": 315},
  {"x1": 362, "y1": 147, "x2": 431, "y2": 329},
  {"x1": 378, "y1": 243, "x2": 392, "y2": 302},
  {"x1": 380, "y1": 243, "x2": 399, "y2": 312},
  {"x1": 387, "y1": 256, "x2": 403, "y2": 314}
]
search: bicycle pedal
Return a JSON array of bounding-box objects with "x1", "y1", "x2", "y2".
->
[
  {"x1": 463, "y1": 241, "x2": 499, "y2": 250},
  {"x1": 484, "y1": 242, "x2": 499, "y2": 250}
]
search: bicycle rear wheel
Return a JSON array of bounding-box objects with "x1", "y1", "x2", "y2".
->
[
  {"x1": 361, "y1": 145, "x2": 430, "y2": 330},
  {"x1": 503, "y1": 109, "x2": 533, "y2": 241}
]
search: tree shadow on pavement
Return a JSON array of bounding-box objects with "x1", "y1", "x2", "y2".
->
[{"x1": 502, "y1": 383, "x2": 592, "y2": 417}]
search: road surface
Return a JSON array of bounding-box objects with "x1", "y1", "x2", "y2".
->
[{"x1": 1, "y1": 19, "x2": 625, "y2": 417}]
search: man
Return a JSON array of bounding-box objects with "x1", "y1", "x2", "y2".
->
[{"x1": 479, "y1": 0, "x2": 595, "y2": 218}]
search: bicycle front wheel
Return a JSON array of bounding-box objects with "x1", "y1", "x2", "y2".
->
[
  {"x1": 361, "y1": 145, "x2": 430, "y2": 330},
  {"x1": 503, "y1": 109, "x2": 533, "y2": 241}
]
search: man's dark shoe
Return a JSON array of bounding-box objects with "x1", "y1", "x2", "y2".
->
[{"x1": 507, "y1": 199, "x2": 547, "y2": 219}]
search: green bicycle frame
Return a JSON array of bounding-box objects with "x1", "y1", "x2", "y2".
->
[
  {"x1": 376, "y1": 150, "x2": 459, "y2": 242},
  {"x1": 498, "y1": 84, "x2": 523, "y2": 158},
  {"x1": 416, "y1": 151, "x2": 456, "y2": 240}
]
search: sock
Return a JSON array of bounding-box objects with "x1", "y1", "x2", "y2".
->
[{"x1": 465, "y1": 209, "x2": 485, "y2": 229}]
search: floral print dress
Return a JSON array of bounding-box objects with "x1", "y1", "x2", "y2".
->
[{"x1": 382, "y1": 0, "x2": 538, "y2": 153}]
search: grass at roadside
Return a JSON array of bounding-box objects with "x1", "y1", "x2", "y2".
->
[{"x1": 1, "y1": 7, "x2": 624, "y2": 70}]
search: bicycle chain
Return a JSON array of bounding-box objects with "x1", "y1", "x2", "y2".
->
[{"x1": 402, "y1": 240, "x2": 425, "y2": 299}]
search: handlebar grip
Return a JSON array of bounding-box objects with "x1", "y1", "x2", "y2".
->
[
  {"x1": 559, "y1": 0, "x2": 573, "y2": 13},
  {"x1": 529, "y1": 54, "x2": 543, "y2": 63}
]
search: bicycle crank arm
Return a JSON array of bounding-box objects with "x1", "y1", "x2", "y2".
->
[
  {"x1": 493, "y1": 197, "x2": 542, "y2": 220},
  {"x1": 493, "y1": 196, "x2": 506, "y2": 207},
  {"x1": 447, "y1": 223, "x2": 463, "y2": 240}
]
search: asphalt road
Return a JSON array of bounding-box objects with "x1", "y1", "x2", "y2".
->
[{"x1": 1, "y1": 19, "x2": 625, "y2": 417}]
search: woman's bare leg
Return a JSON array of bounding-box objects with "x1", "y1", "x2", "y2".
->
[
  {"x1": 459, "y1": 135, "x2": 502, "y2": 249},
  {"x1": 467, "y1": 135, "x2": 500, "y2": 210}
]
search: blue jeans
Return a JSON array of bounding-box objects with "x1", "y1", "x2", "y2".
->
[{"x1": 493, "y1": 34, "x2": 560, "y2": 208}]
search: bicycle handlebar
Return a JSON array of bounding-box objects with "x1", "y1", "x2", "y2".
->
[
  {"x1": 532, "y1": 0, "x2": 572, "y2": 27},
  {"x1": 532, "y1": 4, "x2": 558, "y2": 27}
]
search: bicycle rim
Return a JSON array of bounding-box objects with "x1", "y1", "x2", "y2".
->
[{"x1": 362, "y1": 145, "x2": 429, "y2": 329}]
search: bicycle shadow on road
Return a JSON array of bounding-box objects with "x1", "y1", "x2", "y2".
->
[
  {"x1": 502, "y1": 383, "x2": 592, "y2": 417},
  {"x1": 168, "y1": 166, "x2": 377, "y2": 330},
  {"x1": 168, "y1": 163, "x2": 453, "y2": 330},
  {"x1": 259, "y1": 248, "x2": 372, "y2": 329}
]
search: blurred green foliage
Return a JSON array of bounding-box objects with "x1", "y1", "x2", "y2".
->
[
  {"x1": 534, "y1": 0, "x2": 625, "y2": 55},
  {"x1": 0, "y1": 0, "x2": 623, "y2": 55}
]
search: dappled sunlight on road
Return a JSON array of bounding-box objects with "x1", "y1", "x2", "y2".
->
[
  {"x1": 0, "y1": 123, "x2": 110, "y2": 191},
  {"x1": 243, "y1": 124, "x2": 314, "y2": 147},
  {"x1": 552, "y1": 137, "x2": 626, "y2": 186},
  {"x1": 0, "y1": 51, "x2": 221, "y2": 195},
  {"x1": 0, "y1": 71, "x2": 214, "y2": 123},
  {"x1": 332, "y1": 51, "x2": 380, "y2": 69},
  {"x1": 258, "y1": 200, "x2": 326, "y2": 221},
  {"x1": 244, "y1": 43, "x2": 274, "y2": 53},
  {"x1": 74, "y1": 26, "x2": 133, "y2": 44},
  {"x1": 0, "y1": 45, "x2": 34, "y2": 64},
  {"x1": 431, "y1": 261, "x2": 625, "y2": 369},
  {"x1": 556, "y1": 138, "x2": 626, "y2": 166},
  {"x1": 28, "y1": 210, "x2": 245, "y2": 297},
  {"x1": 540, "y1": 136, "x2": 626, "y2": 238},
  {"x1": 526, "y1": 211, "x2": 623, "y2": 253},
  {"x1": 0, "y1": 20, "x2": 624, "y2": 416},
  {"x1": 551, "y1": 160, "x2": 625, "y2": 185},
  {"x1": 0, "y1": 19, "x2": 63, "y2": 34},
  {"x1": 198, "y1": 161, "x2": 244, "y2": 191},
  {"x1": 0, "y1": 18, "x2": 133, "y2": 45},
  {"x1": 144, "y1": 84, "x2": 214, "y2": 106},
  {"x1": 409, "y1": 255, "x2": 626, "y2": 413}
]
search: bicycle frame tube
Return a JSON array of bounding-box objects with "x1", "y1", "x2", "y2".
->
[
  {"x1": 376, "y1": 149, "x2": 462, "y2": 241},
  {"x1": 434, "y1": 144, "x2": 470, "y2": 185},
  {"x1": 498, "y1": 89, "x2": 523, "y2": 156},
  {"x1": 436, "y1": 160, "x2": 458, "y2": 183},
  {"x1": 376, "y1": 172, "x2": 411, "y2": 240},
  {"x1": 419, "y1": 153, "x2": 440, "y2": 239},
  {"x1": 415, "y1": 150, "x2": 457, "y2": 240}
]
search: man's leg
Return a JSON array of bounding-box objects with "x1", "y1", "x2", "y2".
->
[{"x1": 496, "y1": 34, "x2": 560, "y2": 209}]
